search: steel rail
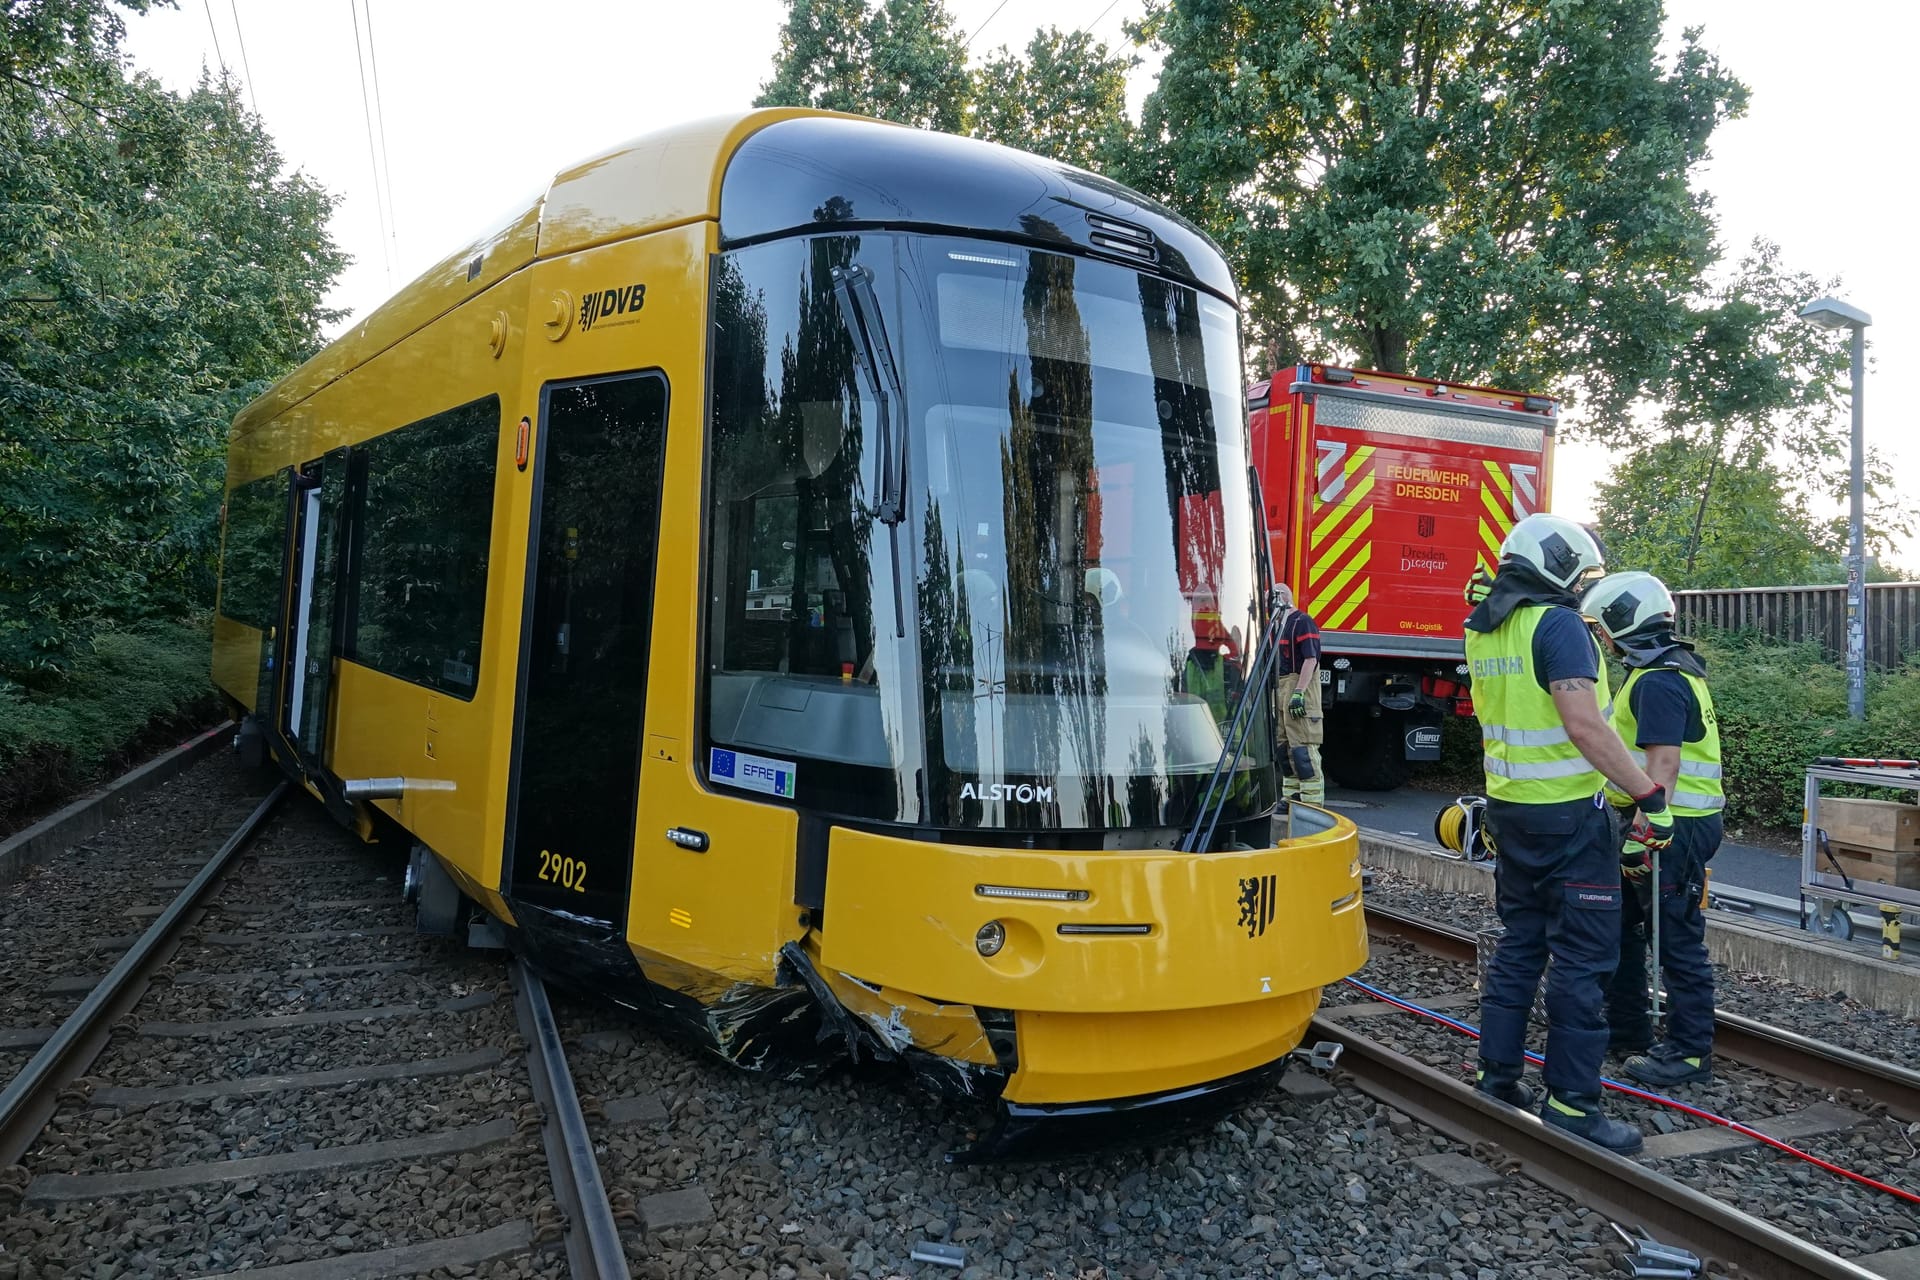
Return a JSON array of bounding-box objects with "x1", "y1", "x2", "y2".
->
[
  {"x1": 1363, "y1": 902, "x2": 1920, "y2": 1122},
  {"x1": 0, "y1": 781, "x2": 287, "y2": 1166},
  {"x1": 1314, "y1": 1015, "x2": 1882, "y2": 1280},
  {"x1": 513, "y1": 958, "x2": 630, "y2": 1279}
]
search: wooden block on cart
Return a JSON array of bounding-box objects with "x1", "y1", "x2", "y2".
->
[
  {"x1": 1827, "y1": 845, "x2": 1920, "y2": 891},
  {"x1": 1820, "y1": 797, "x2": 1920, "y2": 852}
]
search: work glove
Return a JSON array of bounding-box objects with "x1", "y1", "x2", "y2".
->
[
  {"x1": 1287, "y1": 690, "x2": 1308, "y2": 718},
  {"x1": 1463, "y1": 565, "x2": 1495, "y2": 607},
  {"x1": 1631, "y1": 787, "x2": 1675, "y2": 852},
  {"x1": 1619, "y1": 837, "x2": 1652, "y2": 882}
]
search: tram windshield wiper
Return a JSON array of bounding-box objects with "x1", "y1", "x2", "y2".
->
[{"x1": 829, "y1": 264, "x2": 906, "y2": 526}]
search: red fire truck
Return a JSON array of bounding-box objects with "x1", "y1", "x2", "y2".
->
[{"x1": 1248, "y1": 364, "x2": 1558, "y2": 789}]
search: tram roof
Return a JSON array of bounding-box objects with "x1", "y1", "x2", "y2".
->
[{"x1": 232, "y1": 108, "x2": 1232, "y2": 441}]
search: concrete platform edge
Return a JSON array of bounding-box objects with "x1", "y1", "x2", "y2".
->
[
  {"x1": 1358, "y1": 830, "x2": 1920, "y2": 1021},
  {"x1": 0, "y1": 720, "x2": 235, "y2": 887}
]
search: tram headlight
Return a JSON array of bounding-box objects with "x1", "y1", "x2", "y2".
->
[{"x1": 975, "y1": 920, "x2": 1007, "y2": 957}]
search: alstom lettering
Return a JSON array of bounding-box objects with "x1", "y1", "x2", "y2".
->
[{"x1": 961, "y1": 782, "x2": 1057, "y2": 803}]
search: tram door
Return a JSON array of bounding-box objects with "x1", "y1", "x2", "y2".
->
[
  {"x1": 273, "y1": 450, "x2": 352, "y2": 777},
  {"x1": 504, "y1": 373, "x2": 669, "y2": 929},
  {"x1": 287, "y1": 451, "x2": 352, "y2": 760}
]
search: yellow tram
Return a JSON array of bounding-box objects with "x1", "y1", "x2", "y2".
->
[{"x1": 213, "y1": 109, "x2": 1368, "y2": 1149}]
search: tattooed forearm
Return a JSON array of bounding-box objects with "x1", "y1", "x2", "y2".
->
[{"x1": 1550, "y1": 678, "x2": 1595, "y2": 693}]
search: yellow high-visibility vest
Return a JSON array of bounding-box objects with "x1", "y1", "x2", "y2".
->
[
  {"x1": 1465, "y1": 605, "x2": 1610, "y2": 805},
  {"x1": 1608, "y1": 667, "x2": 1724, "y2": 817}
]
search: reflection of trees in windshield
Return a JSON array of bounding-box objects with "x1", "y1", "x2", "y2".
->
[
  {"x1": 911, "y1": 239, "x2": 1271, "y2": 832},
  {"x1": 708, "y1": 232, "x2": 1269, "y2": 833},
  {"x1": 779, "y1": 236, "x2": 874, "y2": 675},
  {"x1": 997, "y1": 251, "x2": 1108, "y2": 825},
  {"x1": 705, "y1": 236, "x2": 912, "y2": 822},
  {"x1": 711, "y1": 238, "x2": 878, "y2": 680}
]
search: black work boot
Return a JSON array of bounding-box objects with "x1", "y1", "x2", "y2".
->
[
  {"x1": 1474, "y1": 1062, "x2": 1535, "y2": 1109},
  {"x1": 1625, "y1": 1049, "x2": 1712, "y2": 1087},
  {"x1": 1541, "y1": 1093, "x2": 1642, "y2": 1153}
]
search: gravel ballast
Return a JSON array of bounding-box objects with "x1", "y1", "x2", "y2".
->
[
  {"x1": 1365, "y1": 866, "x2": 1920, "y2": 1062},
  {"x1": 1342, "y1": 895, "x2": 1920, "y2": 1262},
  {"x1": 0, "y1": 787, "x2": 571, "y2": 1278},
  {"x1": 564, "y1": 999, "x2": 1634, "y2": 1280},
  {"x1": 0, "y1": 753, "x2": 274, "y2": 1033}
]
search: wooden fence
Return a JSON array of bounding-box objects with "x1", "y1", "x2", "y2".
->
[{"x1": 1672, "y1": 583, "x2": 1920, "y2": 669}]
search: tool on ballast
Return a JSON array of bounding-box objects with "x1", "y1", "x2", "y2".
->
[
  {"x1": 1291, "y1": 1040, "x2": 1343, "y2": 1073},
  {"x1": 1610, "y1": 1222, "x2": 1700, "y2": 1278}
]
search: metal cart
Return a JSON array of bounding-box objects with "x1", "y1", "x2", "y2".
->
[{"x1": 1801, "y1": 760, "x2": 1920, "y2": 942}]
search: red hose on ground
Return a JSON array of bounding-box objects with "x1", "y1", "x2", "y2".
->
[{"x1": 1339, "y1": 977, "x2": 1920, "y2": 1207}]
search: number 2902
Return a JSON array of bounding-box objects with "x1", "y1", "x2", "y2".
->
[{"x1": 538, "y1": 849, "x2": 586, "y2": 892}]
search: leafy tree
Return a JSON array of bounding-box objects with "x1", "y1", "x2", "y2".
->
[
  {"x1": 1, "y1": 3, "x2": 345, "y2": 681},
  {"x1": 972, "y1": 27, "x2": 1134, "y2": 170},
  {"x1": 1128, "y1": 0, "x2": 1746, "y2": 425},
  {"x1": 1593, "y1": 440, "x2": 1832, "y2": 589},
  {"x1": 757, "y1": 1, "x2": 1136, "y2": 172},
  {"x1": 755, "y1": 0, "x2": 971, "y2": 132},
  {"x1": 1592, "y1": 240, "x2": 1908, "y2": 585}
]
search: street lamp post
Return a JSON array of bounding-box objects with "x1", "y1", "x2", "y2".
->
[{"x1": 1799, "y1": 296, "x2": 1873, "y2": 720}]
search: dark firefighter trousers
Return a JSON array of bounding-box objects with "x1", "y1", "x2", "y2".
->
[
  {"x1": 1480, "y1": 794, "x2": 1620, "y2": 1101},
  {"x1": 1605, "y1": 813, "x2": 1722, "y2": 1060}
]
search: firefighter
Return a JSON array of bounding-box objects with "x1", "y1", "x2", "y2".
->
[
  {"x1": 1585, "y1": 571, "x2": 1723, "y2": 1086},
  {"x1": 1273, "y1": 583, "x2": 1324, "y2": 805},
  {"x1": 1463, "y1": 513, "x2": 1673, "y2": 1154}
]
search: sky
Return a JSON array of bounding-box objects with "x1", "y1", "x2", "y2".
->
[{"x1": 121, "y1": 0, "x2": 1914, "y2": 568}]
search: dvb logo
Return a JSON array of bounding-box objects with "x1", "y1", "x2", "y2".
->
[{"x1": 580, "y1": 283, "x2": 646, "y2": 331}]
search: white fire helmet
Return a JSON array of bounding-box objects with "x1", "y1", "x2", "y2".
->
[
  {"x1": 1497, "y1": 513, "x2": 1604, "y2": 592},
  {"x1": 1582, "y1": 571, "x2": 1676, "y2": 642}
]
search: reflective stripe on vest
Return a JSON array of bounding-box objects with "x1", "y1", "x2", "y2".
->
[
  {"x1": 1464, "y1": 604, "x2": 1609, "y2": 804},
  {"x1": 1611, "y1": 668, "x2": 1725, "y2": 818}
]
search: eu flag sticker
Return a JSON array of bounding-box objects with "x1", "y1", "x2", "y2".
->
[{"x1": 709, "y1": 748, "x2": 797, "y2": 799}]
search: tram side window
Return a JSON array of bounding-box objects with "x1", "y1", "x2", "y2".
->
[
  {"x1": 219, "y1": 475, "x2": 285, "y2": 632},
  {"x1": 348, "y1": 395, "x2": 501, "y2": 699}
]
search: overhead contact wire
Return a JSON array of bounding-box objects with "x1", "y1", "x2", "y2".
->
[
  {"x1": 363, "y1": 0, "x2": 401, "y2": 270},
  {"x1": 201, "y1": 0, "x2": 228, "y2": 76},
  {"x1": 1340, "y1": 976, "x2": 1920, "y2": 1207},
  {"x1": 963, "y1": 0, "x2": 1011, "y2": 50},
  {"x1": 229, "y1": 0, "x2": 260, "y2": 115},
  {"x1": 347, "y1": 0, "x2": 393, "y2": 285}
]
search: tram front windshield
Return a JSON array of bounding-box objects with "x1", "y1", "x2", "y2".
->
[{"x1": 704, "y1": 232, "x2": 1272, "y2": 833}]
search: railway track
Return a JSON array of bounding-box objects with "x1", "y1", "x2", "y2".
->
[
  {"x1": 1316, "y1": 901, "x2": 1920, "y2": 1278},
  {"x1": 1362, "y1": 902, "x2": 1920, "y2": 1122},
  {"x1": 0, "y1": 766, "x2": 635, "y2": 1277}
]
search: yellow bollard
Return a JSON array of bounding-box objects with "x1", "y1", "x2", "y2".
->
[{"x1": 1882, "y1": 904, "x2": 1902, "y2": 963}]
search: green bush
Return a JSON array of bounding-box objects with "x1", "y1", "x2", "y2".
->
[
  {"x1": 0, "y1": 618, "x2": 220, "y2": 833},
  {"x1": 1703, "y1": 634, "x2": 1920, "y2": 831},
  {"x1": 1411, "y1": 632, "x2": 1920, "y2": 835}
]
